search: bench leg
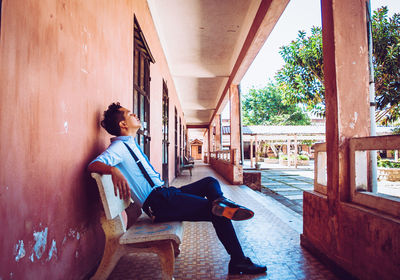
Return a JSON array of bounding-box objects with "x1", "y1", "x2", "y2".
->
[
  {"x1": 90, "y1": 239, "x2": 124, "y2": 280},
  {"x1": 153, "y1": 241, "x2": 175, "y2": 280}
]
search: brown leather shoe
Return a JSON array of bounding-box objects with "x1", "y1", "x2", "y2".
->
[{"x1": 212, "y1": 197, "x2": 254, "y2": 221}]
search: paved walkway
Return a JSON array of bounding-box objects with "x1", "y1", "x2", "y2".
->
[
  {"x1": 244, "y1": 160, "x2": 314, "y2": 216},
  {"x1": 243, "y1": 159, "x2": 400, "y2": 214},
  {"x1": 258, "y1": 168, "x2": 313, "y2": 216},
  {"x1": 108, "y1": 162, "x2": 341, "y2": 280}
]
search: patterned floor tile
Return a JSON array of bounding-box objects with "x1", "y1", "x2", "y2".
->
[{"x1": 107, "y1": 163, "x2": 340, "y2": 280}]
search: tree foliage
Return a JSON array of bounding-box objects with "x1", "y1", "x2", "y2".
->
[
  {"x1": 276, "y1": 27, "x2": 325, "y2": 116},
  {"x1": 242, "y1": 82, "x2": 310, "y2": 125},
  {"x1": 272, "y1": 6, "x2": 399, "y2": 123},
  {"x1": 372, "y1": 6, "x2": 400, "y2": 124}
]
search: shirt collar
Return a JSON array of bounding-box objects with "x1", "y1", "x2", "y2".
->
[{"x1": 110, "y1": 135, "x2": 135, "y2": 143}]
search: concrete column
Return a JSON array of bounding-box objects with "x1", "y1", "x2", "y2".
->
[
  {"x1": 204, "y1": 129, "x2": 209, "y2": 163},
  {"x1": 294, "y1": 134, "x2": 298, "y2": 168},
  {"x1": 250, "y1": 139, "x2": 254, "y2": 168},
  {"x1": 208, "y1": 124, "x2": 213, "y2": 160},
  {"x1": 301, "y1": 0, "x2": 372, "y2": 266},
  {"x1": 229, "y1": 84, "x2": 241, "y2": 165},
  {"x1": 322, "y1": 0, "x2": 370, "y2": 202},
  {"x1": 215, "y1": 114, "x2": 221, "y2": 151},
  {"x1": 287, "y1": 138, "x2": 291, "y2": 167},
  {"x1": 255, "y1": 135, "x2": 259, "y2": 164}
]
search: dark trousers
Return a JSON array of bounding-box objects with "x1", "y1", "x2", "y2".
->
[{"x1": 144, "y1": 176, "x2": 245, "y2": 260}]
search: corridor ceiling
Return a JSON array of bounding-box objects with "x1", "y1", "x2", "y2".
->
[{"x1": 148, "y1": 0, "x2": 288, "y2": 127}]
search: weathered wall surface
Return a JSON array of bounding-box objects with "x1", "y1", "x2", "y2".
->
[
  {"x1": 0, "y1": 0, "x2": 184, "y2": 278},
  {"x1": 302, "y1": 192, "x2": 400, "y2": 279}
]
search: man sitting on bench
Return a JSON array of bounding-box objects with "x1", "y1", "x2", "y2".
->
[{"x1": 88, "y1": 102, "x2": 267, "y2": 275}]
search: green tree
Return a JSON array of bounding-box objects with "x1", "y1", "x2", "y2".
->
[
  {"x1": 372, "y1": 7, "x2": 400, "y2": 125},
  {"x1": 275, "y1": 7, "x2": 400, "y2": 122},
  {"x1": 242, "y1": 82, "x2": 310, "y2": 125},
  {"x1": 276, "y1": 27, "x2": 325, "y2": 116}
]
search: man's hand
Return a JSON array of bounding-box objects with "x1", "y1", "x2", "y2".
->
[
  {"x1": 88, "y1": 161, "x2": 131, "y2": 200},
  {"x1": 110, "y1": 167, "x2": 131, "y2": 200}
]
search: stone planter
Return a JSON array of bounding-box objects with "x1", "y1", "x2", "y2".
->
[
  {"x1": 279, "y1": 159, "x2": 309, "y2": 166},
  {"x1": 297, "y1": 160, "x2": 310, "y2": 166},
  {"x1": 378, "y1": 167, "x2": 400, "y2": 182},
  {"x1": 243, "y1": 172, "x2": 261, "y2": 191},
  {"x1": 264, "y1": 158, "x2": 279, "y2": 164}
]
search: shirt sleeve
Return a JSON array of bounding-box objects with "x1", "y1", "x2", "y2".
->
[{"x1": 89, "y1": 141, "x2": 124, "y2": 167}]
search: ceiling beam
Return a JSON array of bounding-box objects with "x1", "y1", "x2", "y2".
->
[{"x1": 187, "y1": 124, "x2": 209, "y2": 129}]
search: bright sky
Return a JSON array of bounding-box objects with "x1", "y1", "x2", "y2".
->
[{"x1": 240, "y1": 0, "x2": 400, "y2": 94}]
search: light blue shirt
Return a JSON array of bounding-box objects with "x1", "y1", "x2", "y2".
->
[{"x1": 90, "y1": 136, "x2": 164, "y2": 206}]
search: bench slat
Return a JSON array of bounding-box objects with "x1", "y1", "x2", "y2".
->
[
  {"x1": 91, "y1": 173, "x2": 130, "y2": 220},
  {"x1": 120, "y1": 214, "x2": 183, "y2": 245}
]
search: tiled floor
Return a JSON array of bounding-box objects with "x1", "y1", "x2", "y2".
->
[{"x1": 108, "y1": 163, "x2": 340, "y2": 280}]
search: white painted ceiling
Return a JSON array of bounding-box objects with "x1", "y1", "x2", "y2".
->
[{"x1": 148, "y1": 0, "x2": 262, "y2": 126}]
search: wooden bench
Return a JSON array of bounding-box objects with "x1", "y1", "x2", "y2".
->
[
  {"x1": 180, "y1": 157, "x2": 194, "y2": 176},
  {"x1": 90, "y1": 173, "x2": 183, "y2": 280}
]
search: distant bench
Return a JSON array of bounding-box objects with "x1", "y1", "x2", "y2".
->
[
  {"x1": 90, "y1": 173, "x2": 183, "y2": 280},
  {"x1": 180, "y1": 156, "x2": 194, "y2": 176}
]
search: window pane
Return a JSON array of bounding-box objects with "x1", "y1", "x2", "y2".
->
[
  {"x1": 140, "y1": 56, "x2": 144, "y2": 90},
  {"x1": 134, "y1": 49, "x2": 139, "y2": 85},
  {"x1": 140, "y1": 94, "x2": 145, "y2": 126},
  {"x1": 354, "y1": 149, "x2": 400, "y2": 198},
  {"x1": 377, "y1": 149, "x2": 400, "y2": 197},
  {"x1": 317, "y1": 152, "x2": 327, "y2": 186},
  {"x1": 139, "y1": 134, "x2": 144, "y2": 151},
  {"x1": 133, "y1": 89, "x2": 138, "y2": 115}
]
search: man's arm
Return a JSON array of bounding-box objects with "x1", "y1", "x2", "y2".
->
[{"x1": 88, "y1": 161, "x2": 131, "y2": 200}]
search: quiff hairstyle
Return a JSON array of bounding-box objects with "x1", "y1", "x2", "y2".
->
[{"x1": 100, "y1": 102, "x2": 125, "y2": 136}]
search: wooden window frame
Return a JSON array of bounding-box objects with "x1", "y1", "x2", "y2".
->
[{"x1": 133, "y1": 17, "x2": 154, "y2": 157}]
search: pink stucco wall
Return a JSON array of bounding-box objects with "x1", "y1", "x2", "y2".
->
[{"x1": 0, "y1": 0, "x2": 184, "y2": 278}]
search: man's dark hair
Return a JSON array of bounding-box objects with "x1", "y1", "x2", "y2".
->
[{"x1": 100, "y1": 102, "x2": 125, "y2": 136}]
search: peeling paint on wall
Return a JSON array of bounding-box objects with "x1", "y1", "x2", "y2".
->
[
  {"x1": 14, "y1": 240, "x2": 25, "y2": 262},
  {"x1": 32, "y1": 228, "x2": 48, "y2": 260},
  {"x1": 47, "y1": 239, "x2": 57, "y2": 261},
  {"x1": 68, "y1": 228, "x2": 80, "y2": 239},
  {"x1": 349, "y1": 112, "x2": 358, "y2": 129},
  {"x1": 64, "y1": 121, "x2": 68, "y2": 133}
]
